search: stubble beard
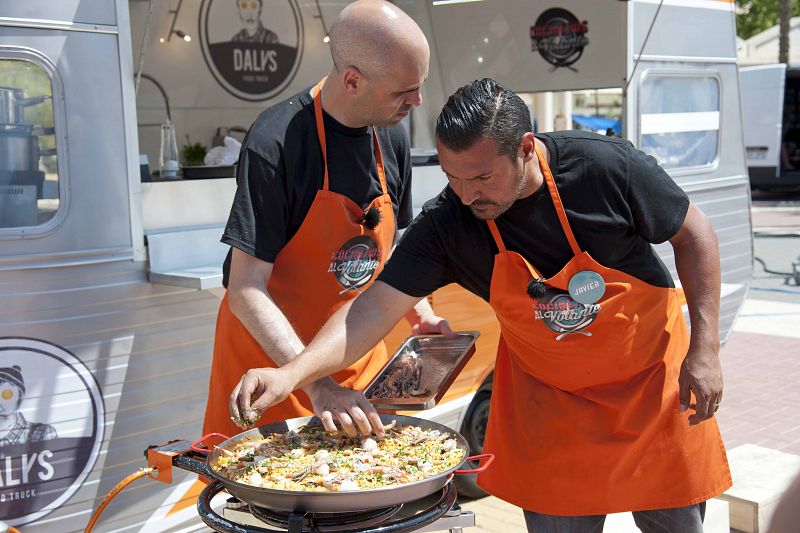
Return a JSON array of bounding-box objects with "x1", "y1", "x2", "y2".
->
[{"x1": 469, "y1": 163, "x2": 528, "y2": 220}]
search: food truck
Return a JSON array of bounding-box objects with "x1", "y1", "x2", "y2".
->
[{"x1": 0, "y1": 0, "x2": 751, "y2": 530}]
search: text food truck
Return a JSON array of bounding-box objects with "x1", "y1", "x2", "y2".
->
[{"x1": 0, "y1": 0, "x2": 751, "y2": 531}]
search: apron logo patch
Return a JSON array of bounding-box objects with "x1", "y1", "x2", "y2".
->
[
  {"x1": 328, "y1": 236, "x2": 381, "y2": 293},
  {"x1": 532, "y1": 290, "x2": 600, "y2": 340}
]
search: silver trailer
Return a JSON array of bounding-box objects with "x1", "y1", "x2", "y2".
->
[{"x1": 0, "y1": 0, "x2": 750, "y2": 530}]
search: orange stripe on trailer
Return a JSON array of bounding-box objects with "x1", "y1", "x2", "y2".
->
[{"x1": 167, "y1": 479, "x2": 206, "y2": 517}]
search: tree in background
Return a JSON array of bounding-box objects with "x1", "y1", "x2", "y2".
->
[
  {"x1": 780, "y1": 0, "x2": 793, "y2": 63},
  {"x1": 737, "y1": 0, "x2": 800, "y2": 40}
]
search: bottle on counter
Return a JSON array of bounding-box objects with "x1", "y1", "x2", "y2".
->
[{"x1": 159, "y1": 119, "x2": 179, "y2": 178}]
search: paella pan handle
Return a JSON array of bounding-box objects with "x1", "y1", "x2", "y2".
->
[
  {"x1": 454, "y1": 453, "x2": 495, "y2": 475},
  {"x1": 190, "y1": 433, "x2": 230, "y2": 454}
]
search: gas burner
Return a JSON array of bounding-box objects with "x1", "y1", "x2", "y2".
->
[
  {"x1": 248, "y1": 502, "x2": 402, "y2": 531},
  {"x1": 196, "y1": 479, "x2": 473, "y2": 533}
]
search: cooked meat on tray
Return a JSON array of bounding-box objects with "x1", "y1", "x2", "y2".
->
[
  {"x1": 212, "y1": 421, "x2": 464, "y2": 492},
  {"x1": 370, "y1": 351, "x2": 430, "y2": 398}
]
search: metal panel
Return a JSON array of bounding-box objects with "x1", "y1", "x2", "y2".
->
[
  {"x1": 0, "y1": 0, "x2": 117, "y2": 27},
  {"x1": 632, "y1": 1, "x2": 737, "y2": 60},
  {"x1": 0, "y1": 261, "x2": 218, "y2": 531},
  {"x1": 0, "y1": 27, "x2": 134, "y2": 263},
  {"x1": 423, "y1": 0, "x2": 627, "y2": 95},
  {"x1": 740, "y1": 64, "x2": 787, "y2": 173}
]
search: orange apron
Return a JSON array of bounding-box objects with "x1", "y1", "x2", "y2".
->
[
  {"x1": 203, "y1": 79, "x2": 394, "y2": 438},
  {"x1": 476, "y1": 144, "x2": 731, "y2": 515}
]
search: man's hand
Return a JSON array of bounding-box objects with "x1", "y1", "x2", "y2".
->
[
  {"x1": 678, "y1": 345, "x2": 723, "y2": 425},
  {"x1": 305, "y1": 379, "x2": 385, "y2": 438},
  {"x1": 229, "y1": 368, "x2": 295, "y2": 429},
  {"x1": 406, "y1": 297, "x2": 456, "y2": 338}
]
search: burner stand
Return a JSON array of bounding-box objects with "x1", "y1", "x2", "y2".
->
[{"x1": 198, "y1": 480, "x2": 460, "y2": 533}]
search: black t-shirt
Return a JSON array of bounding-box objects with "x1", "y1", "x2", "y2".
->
[
  {"x1": 378, "y1": 131, "x2": 690, "y2": 301},
  {"x1": 221, "y1": 87, "x2": 413, "y2": 287}
]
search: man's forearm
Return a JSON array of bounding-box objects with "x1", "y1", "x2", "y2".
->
[
  {"x1": 230, "y1": 286, "x2": 339, "y2": 392},
  {"x1": 672, "y1": 211, "x2": 721, "y2": 352},
  {"x1": 229, "y1": 285, "x2": 306, "y2": 366},
  {"x1": 284, "y1": 281, "x2": 419, "y2": 390}
]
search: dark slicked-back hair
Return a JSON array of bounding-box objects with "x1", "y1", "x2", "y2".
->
[{"x1": 436, "y1": 78, "x2": 532, "y2": 160}]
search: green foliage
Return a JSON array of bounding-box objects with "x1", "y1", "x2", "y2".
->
[
  {"x1": 182, "y1": 142, "x2": 208, "y2": 166},
  {"x1": 737, "y1": 0, "x2": 800, "y2": 40}
]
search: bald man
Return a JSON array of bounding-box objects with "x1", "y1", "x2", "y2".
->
[{"x1": 203, "y1": 0, "x2": 447, "y2": 438}]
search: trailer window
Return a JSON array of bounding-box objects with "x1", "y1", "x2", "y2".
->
[
  {"x1": 0, "y1": 58, "x2": 60, "y2": 230},
  {"x1": 639, "y1": 76, "x2": 719, "y2": 169}
]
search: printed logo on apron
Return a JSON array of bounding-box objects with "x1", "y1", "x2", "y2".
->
[
  {"x1": 327, "y1": 236, "x2": 381, "y2": 293},
  {"x1": 532, "y1": 289, "x2": 600, "y2": 341}
]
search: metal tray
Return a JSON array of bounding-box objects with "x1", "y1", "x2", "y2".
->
[{"x1": 363, "y1": 331, "x2": 479, "y2": 410}]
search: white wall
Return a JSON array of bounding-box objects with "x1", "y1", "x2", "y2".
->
[
  {"x1": 738, "y1": 16, "x2": 800, "y2": 66},
  {"x1": 128, "y1": 0, "x2": 338, "y2": 168}
]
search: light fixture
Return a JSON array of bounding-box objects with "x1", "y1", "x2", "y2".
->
[
  {"x1": 159, "y1": 37, "x2": 165, "y2": 43},
  {"x1": 163, "y1": 0, "x2": 191, "y2": 43},
  {"x1": 477, "y1": 56, "x2": 484, "y2": 64},
  {"x1": 323, "y1": 35, "x2": 330, "y2": 44}
]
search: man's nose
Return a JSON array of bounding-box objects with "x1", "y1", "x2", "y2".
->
[
  {"x1": 406, "y1": 89, "x2": 422, "y2": 107},
  {"x1": 453, "y1": 180, "x2": 478, "y2": 206}
]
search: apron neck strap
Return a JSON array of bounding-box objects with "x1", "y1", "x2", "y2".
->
[
  {"x1": 486, "y1": 220, "x2": 507, "y2": 252},
  {"x1": 311, "y1": 78, "x2": 388, "y2": 194},
  {"x1": 486, "y1": 218, "x2": 542, "y2": 279},
  {"x1": 534, "y1": 142, "x2": 582, "y2": 256}
]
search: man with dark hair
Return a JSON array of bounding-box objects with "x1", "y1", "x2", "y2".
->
[
  {"x1": 231, "y1": 78, "x2": 730, "y2": 531},
  {"x1": 204, "y1": 0, "x2": 451, "y2": 440}
]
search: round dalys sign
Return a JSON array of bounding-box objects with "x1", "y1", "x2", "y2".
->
[
  {"x1": 0, "y1": 338, "x2": 104, "y2": 526},
  {"x1": 199, "y1": 0, "x2": 304, "y2": 101}
]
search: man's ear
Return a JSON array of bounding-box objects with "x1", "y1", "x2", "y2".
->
[
  {"x1": 342, "y1": 67, "x2": 364, "y2": 95},
  {"x1": 520, "y1": 132, "x2": 536, "y2": 161}
]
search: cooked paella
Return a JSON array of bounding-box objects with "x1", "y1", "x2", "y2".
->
[{"x1": 212, "y1": 421, "x2": 465, "y2": 492}]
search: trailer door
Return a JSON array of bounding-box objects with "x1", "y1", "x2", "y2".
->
[{"x1": 740, "y1": 64, "x2": 786, "y2": 181}]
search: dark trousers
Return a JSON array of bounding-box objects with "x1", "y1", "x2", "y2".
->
[{"x1": 523, "y1": 502, "x2": 706, "y2": 533}]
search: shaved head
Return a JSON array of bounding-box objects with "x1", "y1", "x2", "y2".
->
[{"x1": 329, "y1": 0, "x2": 428, "y2": 81}]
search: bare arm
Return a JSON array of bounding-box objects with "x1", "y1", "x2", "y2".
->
[
  {"x1": 227, "y1": 248, "x2": 340, "y2": 414},
  {"x1": 227, "y1": 247, "x2": 306, "y2": 365},
  {"x1": 286, "y1": 281, "x2": 421, "y2": 388},
  {"x1": 231, "y1": 281, "x2": 421, "y2": 436},
  {"x1": 669, "y1": 203, "x2": 722, "y2": 425}
]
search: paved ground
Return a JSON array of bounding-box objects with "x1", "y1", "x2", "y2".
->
[{"x1": 456, "y1": 192, "x2": 800, "y2": 532}]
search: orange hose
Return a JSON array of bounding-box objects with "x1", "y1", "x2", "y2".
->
[
  {"x1": 84, "y1": 467, "x2": 156, "y2": 533},
  {"x1": 8, "y1": 527, "x2": 22, "y2": 533}
]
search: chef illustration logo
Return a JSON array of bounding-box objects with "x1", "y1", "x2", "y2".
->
[
  {"x1": 0, "y1": 338, "x2": 104, "y2": 526},
  {"x1": 529, "y1": 8, "x2": 589, "y2": 71},
  {"x1": 199, "y1": 0, "x2": 304, "y2": 101},
  {"x1": 532, "y1": 290, "x2": 599, "y2": 341},
  {"x1": 328, "y1": 236, "x2": 381, "y2": 293}
]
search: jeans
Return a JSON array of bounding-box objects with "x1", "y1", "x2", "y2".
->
[{"x1": 523, "y1": 502, "x2": 706, "y2": 533}]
